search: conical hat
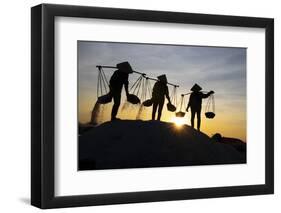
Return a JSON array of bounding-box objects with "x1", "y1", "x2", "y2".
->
[
  {"x1": 116, "y1": 61, "x2": 133, "y2": 73},
  {"x1": 191, "y1": 83, "x2": 202, "y2": 91},
  {"x1": 157, "y1": 74, "x2": 167, "y2": 83}
]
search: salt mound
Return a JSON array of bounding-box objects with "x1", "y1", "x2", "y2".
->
[{"x1": 79, "y1": 120, "x2": 245, "y2": 170}]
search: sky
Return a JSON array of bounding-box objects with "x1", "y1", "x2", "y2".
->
[{"x1": 78, "y1": 41, "x2": 246, "y2": 141}]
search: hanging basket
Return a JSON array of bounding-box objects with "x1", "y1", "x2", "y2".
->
[
  {"x1": 167, "y1": 102, "x2": 176, "y2": 112},
  {"x1": 205, "y1": 112, "x2": 215, "y2": 119},
  {"x1": 174, "y1": 94, "x2": 186, "y2": 117},
  {"x1": 168, "y1": 86, "x2": 178, "y2": 112},
  {"x1": 143, "y1": 99, "x2": 153, "y2": 107},
  {"x1": 140, "y1": 78, "x2": 153, "y2": 107},
  {"x1": 127, "y1": 75, "x2": 146, "y2": 105},
  {"x1": 97, "y1": 93, "x2": 112, "y2": 104},
  {"x1": 175, "y1": 111, "x2": 185, "y2": 117},
  {"x1": 127, "y1": 94, "x2": 141, "y2": 104},
  {"x1": 205, "y1": 94, "x2": 215, "y2": 119},
  {"x1": 95, "y1": 66, "x2": 111, "y2": 104}
]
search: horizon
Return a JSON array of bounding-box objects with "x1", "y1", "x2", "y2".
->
[{"x1": 78, "y1": 41, "x2": 246, "y2": 141}]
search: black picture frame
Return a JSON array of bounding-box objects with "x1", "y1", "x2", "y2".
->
[{"x1": 31, "y1": 3, "x2": 274, "y2": 209}]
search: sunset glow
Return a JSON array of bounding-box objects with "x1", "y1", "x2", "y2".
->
[{"x1": 171, "y1": 116, "x2": 186, "y2": 127}]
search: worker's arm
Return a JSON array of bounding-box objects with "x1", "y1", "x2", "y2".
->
[
  {"x1": 165, "y1": 86, "x2": 171, "y2": 103},
  {"x1": 124, "y1": 80, "x2": 129, "y2": 96},
  {"x1": 186, "y1": 95, "x2": 192, "y2": 112},
  {"x1": 202, "y1": 90, "x2": 214, "y2": 98}
]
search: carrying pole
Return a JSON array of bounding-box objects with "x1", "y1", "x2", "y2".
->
[
  {"x1": 96, "y1": 65, "x2": 179, "y2": 87},
  {"x1": 182, "y1": 91, "x2": 209, "y2": 96},
  {"x1": 96, "y1": 65, "x2": 146, "y2": 76},
  {"x1": 145, "y1": 76, "x2": 179, "y2": 88}
]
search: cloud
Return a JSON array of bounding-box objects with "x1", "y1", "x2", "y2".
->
[{"x1": 78, "y1": 41, "x2": 246, "y2": 122}]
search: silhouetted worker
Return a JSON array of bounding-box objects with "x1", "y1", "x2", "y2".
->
[
  {"x1": 186, "y1": 84, "x2": 214, "y2": 131},
  {"x1": 109, "y1": 62, "x2": 133, "y2": 121},
  {"x1": 151, "y1": 75, "x2": 171, "y2": 120}
]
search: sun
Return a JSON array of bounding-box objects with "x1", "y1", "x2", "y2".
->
[{"x1": 171, "y1": 116, "x2": 186, "y2": 127}]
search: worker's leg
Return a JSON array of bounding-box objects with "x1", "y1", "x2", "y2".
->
[
  {"x1": 157, "y1": 100, "x2": 164, "y2": 121},
  {"x1": 152, "y1": 102, "x2": 158, "y2": 120},
  {"x1": 197, "y1": 108, "x2": 201, "y2": 131},
  {"x1": 111, "y1": 93, "x2": 121, "y2": 121},
  {"x1": 191, "y1": 109, "x2": 195, "y2": 128}
]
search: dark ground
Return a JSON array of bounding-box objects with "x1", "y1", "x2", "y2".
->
[{"x1": 78, "y1": 120, "x2": 246, "y2": 170}]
